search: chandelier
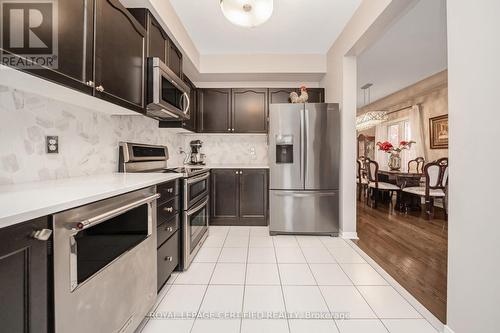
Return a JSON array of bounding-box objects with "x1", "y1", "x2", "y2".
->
[
  {"x1": 220, "y1": 0, "x2": 274, "y2": 28},
  {"x1": 356, "y1": 111, "x2": 388, "y2": 131}
]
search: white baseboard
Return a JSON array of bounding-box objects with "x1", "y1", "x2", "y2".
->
[
  {"x1": 443, "y1": 325, "x2": 455, "y2": 333},
  {"x1": 340, "y1": 231, "x2": 359, "y2": 239}
]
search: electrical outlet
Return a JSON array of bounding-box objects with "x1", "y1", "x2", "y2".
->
[{"x1": 46, "y1": 136, "x2": 59, "y2": 154}]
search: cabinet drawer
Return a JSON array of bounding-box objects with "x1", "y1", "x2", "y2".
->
[
  {"x1": 157, "y1": 197, "x2": 179, "y2": 223},
  {"x1": 157, "y1": 180, "x2": 179, "y2": 205},
  {"x1": 157, "y1": 230, "x2": 179, "y2": 290},
  {"x1": 157, "y1": 214, "x2": 180, "y2": 248}
]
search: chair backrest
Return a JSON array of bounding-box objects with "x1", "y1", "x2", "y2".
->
[
  {"x1": 358, "y1": 156, "x2": 367, "y2": 170},
  {"x1": 408, "y1": 157, "x2": 425, "y2": 173},
  {"x1": 424, "y1": 158, "x2": 449, "y2": 192},
  {"x1": 365, "y1": 158, "x2": 379, "y2": 185}
]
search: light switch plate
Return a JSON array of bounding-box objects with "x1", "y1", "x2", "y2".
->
[{"x1": 46, "y1": 136, "x2": 59, "y2": 154}]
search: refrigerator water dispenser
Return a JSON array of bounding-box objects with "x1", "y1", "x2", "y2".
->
[{"x1": 275, "y1": 135, "x2": 294, "y2": 164}]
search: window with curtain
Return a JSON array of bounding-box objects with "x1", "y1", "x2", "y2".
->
[{"x1": 387, "y1": 119, "x2": 411, "y2": 170}]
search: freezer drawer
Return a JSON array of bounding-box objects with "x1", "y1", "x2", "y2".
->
[{"x1": 269, "y1": 190, "x2": 339, "y2": 235}]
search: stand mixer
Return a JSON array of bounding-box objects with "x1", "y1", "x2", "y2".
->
[{"x1": 189, "y1": 140, "x2": 206, "y2": 165}]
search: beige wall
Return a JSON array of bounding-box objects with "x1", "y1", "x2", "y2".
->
[
  {"x1": 446, "y1": 1, "x2": 500, "y2": 333},
  {"x1": 320, "y1": 0, "x2": 415, "y2": 238},
  {"x1": 382, "y1": 85, "x2": 448, "y2": 162}
]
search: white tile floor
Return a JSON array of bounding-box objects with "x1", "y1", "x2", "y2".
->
[{"x1": 138, "y1": 226, "x2": 440, "y2": 333}]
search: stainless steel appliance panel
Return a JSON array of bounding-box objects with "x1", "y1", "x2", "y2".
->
[
  {"x1": 304, "y1": 103, "x2": 340, "y2": 190},
  {"x1": 269, "y1": 103, "x2": 304, "y2": 190},
  {"x1": 52, "y1": 187, "x2": 158, "y2": 333},
  {"x1": 269, "y1": 190, "x2": 339, "y2": 235}
]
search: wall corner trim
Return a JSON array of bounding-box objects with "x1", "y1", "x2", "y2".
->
[{"x1": 341, "y1": 231, "x2": 359, "y2": 239}]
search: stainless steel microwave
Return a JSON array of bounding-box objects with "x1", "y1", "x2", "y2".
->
[{"x1": 147, "y1": 57, "x2": 190, "y2": 120}]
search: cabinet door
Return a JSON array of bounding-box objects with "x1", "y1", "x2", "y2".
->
[
  {"x1": 0, "y1": 217, "x2": 50, "y2": 333},
  {"x1": 3, "y1": 0, "x2": 94, "y2": 94},
  {"x1": 307, "y1": 88, "x2": 325, "y2": 103},
  {"x1": 232, "y1": 88, "x2": 268, "y2": 133},
  {"x1": 94, "y1": 0, "x2": 146, "y2": 112},
  {"x1": 210, "y1": 169, "x2": 240, "y2": 225},
  {"x1": 240, "y1": 169, "x2": 268, "y2": 226},
  {"x1": 269, "y1": 88, "x2": 295, "y2": 104},
  {"x1": 148, "y1": 15, "x2": 168, "y2": 63},
  {"x1": 198, "y1": 89, "x2": 232, "y2": 133},
  {"x1": 168, "y1": 41, "x2": 183, "y2": 78}
]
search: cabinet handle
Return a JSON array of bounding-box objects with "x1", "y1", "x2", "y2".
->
[
  {"x1": 167, "y1": 188, "x2": 174, "y2": 193},
  {"x1": 86, "y1": 81, "x2": 94, "y2": 87},
  {"x1": 167, "y1": 227, "x2": 173, "y2": 232},
  {"x1": 235, "y1": 171, "x2": 238, "y2": 175},
  {"x1": 164, "y1": 256, "x2": 173, "y2": 262},
  {"x1": 227, "y1": 128, "x2": 231, "y2": 132},
  {"x1": 96, "y1": 85, "x2": 105, "y2": 92},
  {"x1": 164, "y1": 207, "x2": 174, "y2": 213},
  {"x1": 32, "y1": 229, "x2": 52, "y2": 241}
]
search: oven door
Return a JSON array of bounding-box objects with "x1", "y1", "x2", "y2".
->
[
  {"x1": 183, "y1": 197, "x2": 209, "y2": 268},
  {"x1": 184, "y1": 172, "x2": 210, "y2": 210}
]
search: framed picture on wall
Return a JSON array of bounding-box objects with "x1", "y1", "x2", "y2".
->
[{"x1": 429, "y1": 115, "x2": 448, "y2": 149}]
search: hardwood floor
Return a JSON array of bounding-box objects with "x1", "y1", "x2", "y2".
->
[{"x1": 354, "y1": 200, "x2": 448, "y2": 323}]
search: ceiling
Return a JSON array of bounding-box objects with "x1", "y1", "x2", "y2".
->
[
  {"x1": 169, "y1": 0, "x2": 362, "y2": 55},
  {"x1": 357, "y1": 0, "x2": 448, "y2": 108}
]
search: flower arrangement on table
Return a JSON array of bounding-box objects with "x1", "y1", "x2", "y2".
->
[{"x1": 376, "y1": 140, "x2": 415, "y2": 170}]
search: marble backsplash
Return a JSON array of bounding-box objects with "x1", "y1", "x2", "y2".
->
[
  {"x1": 0, "y1": 85, "x2": 269, "y2": 185},
  {"x1": 0, "y1": 85, "x2": 184, "y2": 185},
  {"x1": 177, "y1": 134, "x2": 269, "y2": 166}
]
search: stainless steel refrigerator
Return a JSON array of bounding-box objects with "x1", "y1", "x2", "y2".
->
[{"x1": 269, "y1": 103, "x2": 340, "y2": 236}]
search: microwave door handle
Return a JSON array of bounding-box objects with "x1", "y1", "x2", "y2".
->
[{"x1": 182, "y1": 92, "x2": 190, "y2": 115}]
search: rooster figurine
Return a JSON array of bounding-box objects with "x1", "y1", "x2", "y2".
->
[{"x1": 289, "y1": 85, "x2": 309, "y2": 103}]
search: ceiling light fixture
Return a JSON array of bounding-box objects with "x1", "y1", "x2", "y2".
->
[
  {"x1": 220, "y1": 0, "x2": 273, "y2": 28},
  {"x1": 356, "y1": 83, "x2": 388, "y2": 130}
]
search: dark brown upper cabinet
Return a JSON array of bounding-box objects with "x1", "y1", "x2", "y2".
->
[
  {"x1": 4, "y1": 0, "x2": 94, "y2": 95},
  {"x1": 232, "y1": 88, "x2": 268, "y2": 133},
  {"x1": 307, "y1": 88, "x2": 325, "y2": 103},
  {"x1": 0, "y1": 217, "x2": 51, "y2": 333},
  {"x1": 269, "y1": 88, "x2": 325, "y2": 104},
  {"x1": 94, "y1": 0, "x2": 146, "y2": 113},
  {"x1": 129, "y1": 9, "x2": 168, "y2": 64},
  {"x1": 198, "y1": 89, "x2": 232, "y2": 133},
  {"x1": 168, "y1": 42, "x2": 183, "y2": 79},
  {"x1": 269, "y1": 88, "x2": 296, "y2": 104},
  {"x1": 210, "y1": 169, "x2": 268, "y2": 226}
]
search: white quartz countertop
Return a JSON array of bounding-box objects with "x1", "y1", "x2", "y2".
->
[
  {"x1": 0, "y1": 173, "x2": 183, "y2": 229},
  {"x1": 174, "y1": 164, "x2": 269, "y2": 169}
]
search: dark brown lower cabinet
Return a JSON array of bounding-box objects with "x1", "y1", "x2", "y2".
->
[
  {"x1": 210, "y1": 169, "x2": 268, "y2": 226},
  {"x1": 156, "y1": 180, "x2": 180, "y2": 291},
  {"x1": 0, "y1": 217, "x2": 51, "y2": 333}
]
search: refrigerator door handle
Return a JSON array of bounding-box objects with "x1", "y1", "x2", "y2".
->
[
  {"x1": 300, "y1": 107, "x2": 306, "y2": 187},
  {"x1": 303, "y1": 107, "x2": 309, "y2": 187}
]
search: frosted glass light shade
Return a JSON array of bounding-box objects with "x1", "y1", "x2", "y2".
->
[{"x1": 220, "y1": 0, "x2": 273, "y2": 27}]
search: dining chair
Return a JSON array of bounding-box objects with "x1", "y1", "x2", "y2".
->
[
  {"x1": 365, "y1": 158, "x2": 401, "y2": 208},
  {"x1": 356, "y1": 160, "x2": 368, "y2": 201},
  {"x1": 408, "y1": 157, "x2": 425, "y2": 173},
  {"x1": 402, "y1": 158, "x2": 448, "y2": 218}
]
